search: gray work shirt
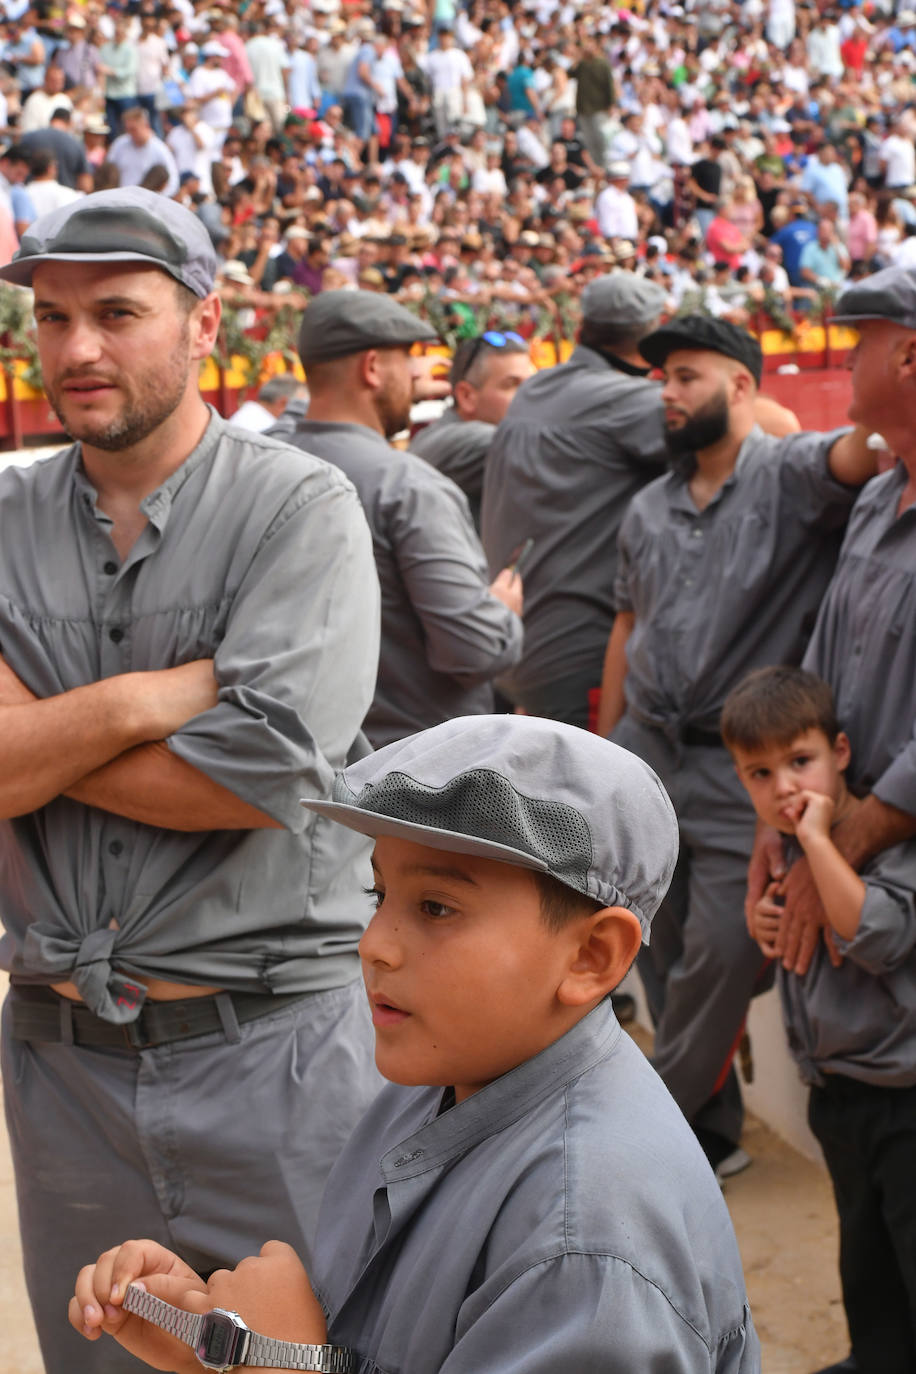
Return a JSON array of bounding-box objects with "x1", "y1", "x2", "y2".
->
[
  {"x1": 779, "y1": 835, "x2": 916, "y2": 1088},
  {"x1": 0, "y1": 412, "x2": 380, "y2": 1022},
  {"x1": 615, "y1": 425, "x2": 856, "y2": 736},
  {"x1": 409, "y1": 407, "x2": 494, "y2": 530},
  {"x1": 284, "y1": 420, "x2": 522, "y2": 749},
  {"x1": 313, "y1": 998, "x2": 759, "y2": 1373},
  {"x1": 803, "y1": 463, "x2": 916, "y2": 814},
  {"x1": 480, "y1": 346, "x2": 668, "y2": 699}
]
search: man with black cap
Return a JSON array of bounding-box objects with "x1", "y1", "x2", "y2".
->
[
  {"x1": 285, "y1": 289, "x2": 524, "y2": 749},
  {"x1": 0, "y1": 189, "x2": 383, "y2": 1373},
  {"x1": 598, "y1": 315, "x2": 876, "y2": 1179}
]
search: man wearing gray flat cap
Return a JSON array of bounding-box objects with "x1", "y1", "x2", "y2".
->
[
  {"x1": 0, "y1": 189, "x2": 383, "y2": 1373},
  {"x1": 481, "y1": 272, "x2": 670, "y2": 731},
  {"x1": 282, "y1": 288, "x2": 524, "y2": 748}
]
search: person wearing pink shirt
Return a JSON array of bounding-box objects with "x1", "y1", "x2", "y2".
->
[{"x1": 846, "y1": 191, "x2": 878, "y2": 265}]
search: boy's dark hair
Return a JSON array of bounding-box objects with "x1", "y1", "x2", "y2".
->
[
  {"x1": 720, "y1": 665, "x2": 840, "y2": 754},
  {"x1": 534, "y1": 871, "x2": 605, "y2": 932}
]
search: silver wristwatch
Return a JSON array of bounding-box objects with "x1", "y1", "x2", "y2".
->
[{"x1": 122, "y1": 1284, "x2": 355, "y2": 1372}]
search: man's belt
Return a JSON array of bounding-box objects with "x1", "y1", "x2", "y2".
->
[{"x1": 9, "y1": 983, "x2": 309, "y2": 1051}]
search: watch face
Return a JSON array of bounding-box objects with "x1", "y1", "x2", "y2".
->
[{"x1": 197, "y1": 1310, "x2": 248, "y2": 1369}]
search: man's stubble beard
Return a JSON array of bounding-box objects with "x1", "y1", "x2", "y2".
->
[{"x1": 45, "y1": 320, "x2": 193, "y2": 453}]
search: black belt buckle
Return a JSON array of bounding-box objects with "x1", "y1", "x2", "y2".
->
[{"x1": 121, "y1": 1010, "x2": 156, "y2": 1051}]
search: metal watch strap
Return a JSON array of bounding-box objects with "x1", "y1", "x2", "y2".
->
[
  {"x1": 123, "y1": 1285, "x2": 203, "y2": 1348},
  {"x1": 245, "y1": 1334, "x2": 355, "y2": 1371},
  {"x1": 122, "y1": 1284, "x2": 355, "y2": 1372}
]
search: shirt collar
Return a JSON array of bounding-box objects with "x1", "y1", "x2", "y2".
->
[
  {"x1": 72, "y1": 405, "x2": 225, "y2": 534},
  {"x1": 378, "y1": 999, "x2": 622, "y2": 1185}
]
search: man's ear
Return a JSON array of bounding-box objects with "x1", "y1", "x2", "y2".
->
[
  {"x1": 556, "y1": 906, "x2": 643, "y2": 1008},
  {"x1": 358, "y1": 347, "x2": 383, "y2": 394},
  {"x1": 191, "y1": 291, "x2": 222, "y2": 360},
  {"x1": 452, "y1": 377, "x2": 477, "y2": 419}
]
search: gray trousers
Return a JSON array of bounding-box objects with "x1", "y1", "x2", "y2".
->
[
  {"x1": 612, "y1": 716, "x2": 766, "y2": 1147},
  {"x1": 2, "y1": 978, "x2": 382, "y2": 1374}
]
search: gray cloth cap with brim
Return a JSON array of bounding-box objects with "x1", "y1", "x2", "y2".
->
[
  {"x1": 832, "y1": 264, "x2": 916, "y2": 328},
  {"x1": 581, "y1": 273, "x2": 667, "y2": 328},
  {"x1": 297, "y1": 288, "x2": 439, "y2": 365},
  {"x1": 301, "y1": 714, "x2": 678, "y2": 939},
  {"x1": 0, "y1": 186, "x2": 217, "y2": 298}
]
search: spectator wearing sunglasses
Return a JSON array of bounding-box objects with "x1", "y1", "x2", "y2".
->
[
  {"x1": 481, "y1": 275, "x2": 669, "y2": 731},
  {"x1": 286, "y1": 292, "x2": 524, "y2": 748},
  {"x1": 411, "y1": 331, "x2": 534, "y2": 531}
]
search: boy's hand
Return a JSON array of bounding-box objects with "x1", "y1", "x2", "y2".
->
[
  {"x1": 751, "y1": 880, "x2": 784, "y2": 957},
  {"x1": 69, "y1": 1240, "x2": 207, "y2": 1371},
  {"x1": 789, "y1": 789, "x2": 836, "y2": 848},
  {"x1": 745, "y1": 824, "x2": 785, "y2": 937},
  {"x1": 204, "y1": 1241, "x2": 328, "y2": 1346}
]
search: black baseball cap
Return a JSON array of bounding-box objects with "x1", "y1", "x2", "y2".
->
[{"x1": 639, "y1": 316, "x2": 763, "y2": 384}]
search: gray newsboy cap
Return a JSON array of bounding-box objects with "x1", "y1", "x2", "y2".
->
[
  {"x1": 832, "y1": 264, "x2": 916, "y2": 329},
  {"x1": 581, "y1": 272, "x2": 667, "y2": 329},
  {"x1": 302, "y1": 714, "x2": 678, "y2": 939},
  {"x1": 298, "y1": 288, "x2": 439, "y2": 365},
  {"x1": 0, "y1": 187, "x2": 216, "y2": 297}
]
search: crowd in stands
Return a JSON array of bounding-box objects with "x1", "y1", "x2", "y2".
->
[{"x1": 1, "y1": 0, "x2": 916, "y2": 339}]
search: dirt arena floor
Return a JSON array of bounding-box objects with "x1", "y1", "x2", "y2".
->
[{"x1": 0, "y1": 982, "x2": 848, "y2": 1374}]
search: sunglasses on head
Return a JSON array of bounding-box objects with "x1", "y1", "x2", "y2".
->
[{"x1": 453, "y1": 330, "x2": 526, "y2": 385}]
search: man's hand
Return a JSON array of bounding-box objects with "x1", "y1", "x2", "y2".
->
[
  {"x1": 489, "y1": 567, "x2": 523, "y2": 617},
  {"x1": 775, "y1": 855, "x2": 842, "y2": 973},
  {"x1": 751, "y1": 879, "x2": 784, "y2": 957},
  {"x1": 744, "y1": 823, "x2": 785, "y2": 936},
  {"x1": 411, "y1": 353, "x2": 451, "y2": 401},
  {"x1": 204, "y1": 1241, "x2": 328, "y2": 1346},
  {"x1": 70, "y1": 1239, "x2": 207, "y2": 1372}
]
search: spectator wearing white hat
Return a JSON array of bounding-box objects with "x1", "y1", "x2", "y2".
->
[
  {"x1": 595, "y1": 161, "x2": 639, "y2": 241},
  {"x1": 185, "y1": 38, "x2": 236, "y2": 144},
  {"x1": 98, "y1": 12, "x2": 138, "y2": 136}
]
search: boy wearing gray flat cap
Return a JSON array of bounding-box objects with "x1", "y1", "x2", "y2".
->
[{"x1": 73, "y1": 714, "x2": 759, "y2": 1374}]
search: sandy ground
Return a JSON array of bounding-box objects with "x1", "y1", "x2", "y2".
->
[{"x1": 0, "y1": 984, "x2": 847, "y2": 1374}]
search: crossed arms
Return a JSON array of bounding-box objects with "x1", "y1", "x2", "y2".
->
[{"x1": 0, "y1": 652, "x2": 280, "y2": 832}]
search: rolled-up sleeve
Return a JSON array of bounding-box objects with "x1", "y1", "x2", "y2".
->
[
  {"x1": 837, "y1": 856, "x2": 916, "y2": 976},
  {"x1": 168, "y1": 475, "x2": 380, "y2": 830}
]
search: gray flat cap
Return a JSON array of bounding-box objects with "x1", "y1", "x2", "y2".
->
[
  {"x1": 302, "y1": 714, "x2": 678, "y2": 938},
  {"x1": 298, "y1": 289, "x2": 439, "y2": 365},
  {"x1": 0, "y1": 186, "x2": 216, "y2": 297},
  {"x1": 581, "y1": 272, "x2": 667, "y2": 328},
  {"x1": 832, "y1": 264, "x2": 916, "y2": 329}
]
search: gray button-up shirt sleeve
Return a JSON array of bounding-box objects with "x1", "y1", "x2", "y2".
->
[
  {"x1": 779, "y1": 836, "x2": 916, "y2": 1088},
  {"x1": 804, "y1": 464, "x2": 916, "y2": 816},
  {"x1": 285, "y1": 421, "x2": 522, "y2": 746},
  {"x1": 168, "y1": 458, "x2": 376, "y2": 830},
  {"x1": 615, "y1": 426, "x2": 858, "y2": 732}
]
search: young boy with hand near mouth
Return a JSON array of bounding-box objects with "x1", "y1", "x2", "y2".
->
[
  {"x1": 723, "y1": 667, "x2": 916, "y2": 1374},
  {"x1": 69, "y1": 715, "x2": 758, "y2": 1374}
]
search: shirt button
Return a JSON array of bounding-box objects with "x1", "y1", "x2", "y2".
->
[
  {"x1": 692, "y1": 527, "x2": 703, "y2": 538},
  {"x1": 109, "y1": 627, "x2": 124, "y2": 644},
  {"x1": 104, "y1": 560, "x2": 118, "y2": 575},
  {"x1": 109, "y1": 840, "x2": 124, "y2": 857}
]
